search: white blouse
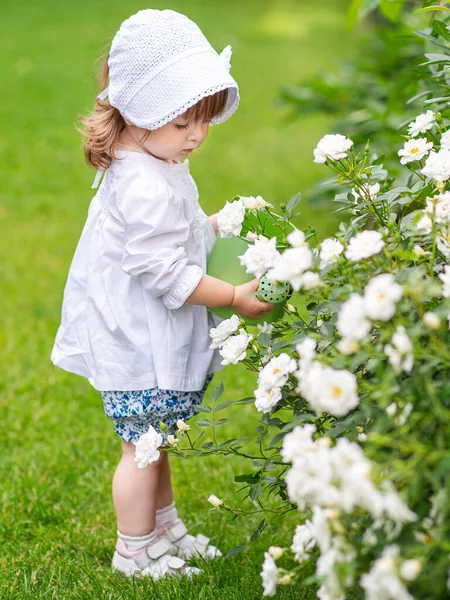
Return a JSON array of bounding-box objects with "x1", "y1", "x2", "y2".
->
[{"x1": 51, "y1": 150, "x2": 223, "y2": 392}]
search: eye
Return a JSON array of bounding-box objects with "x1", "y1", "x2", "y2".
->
[{"x1": 174, "y1": 123, "x2": 188, "y2": 130}]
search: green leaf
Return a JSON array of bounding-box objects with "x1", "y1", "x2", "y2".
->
[
  {"x1": 262, "y1": 475, "x2": 279, "y2": 483},
  {"x1": 224, "y1": 545, "x2": 246, "y2": 559},
  {"x1": 379, "y1": 0, "x2": 404, "y2": 22},
  {"x1": 214, "y1": 418, "x2": 229, "y2": 426},
  {"x1": 235, "y1": 473, "x2": 260, "y2": 483},
  {"x1": 195, "y1": 404, "x2": 212, "y2": 413},
  {"x1": 250, "y1": 529, "x2": 260, "y2": 543},
  {"x1": 432, "y1": 20, "x2": 450, "y2": 40},
  {"x1": 215, "y1": 401, "x2": 233, "y2": 412},
  {"x1": 235, "y1": 397, "x2": 254, "y2": 405},
  {"x1": 210, "y1": 381, "x2": 224, "y2": 403},
  {"x1": 347, "y1": 0, "x2": 364, "y2": 28},
  {"x1": 195, "y1": 419, "x2": 212, "y2": 427},
  {"x1": 268, "y1": 431, "x2": 287, "y2": 448},
  {"x1": 286, "y1": 193, "x2": 301, "y2": 215},
  {"x1": 249, "y1": 483, "x2": 262, "y2": 501},
  {"x1": 414, "y1": 6, "x2": 450, "y2": 13}
]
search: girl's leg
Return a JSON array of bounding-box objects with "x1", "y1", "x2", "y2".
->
[
  {"x1": 112, "y1": 440, "x2": 162, "y2": 536},
  {"x1": 156, "y1": 451, "x2": 174, "y2": 510}
]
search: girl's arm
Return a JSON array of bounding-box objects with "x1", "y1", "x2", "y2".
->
[
  {"x1": 186, "y1": 275, "x2": 275, "y2": 320},
  {"x1": 208, "y1": 213, "x2": 218, "y2": 235}
]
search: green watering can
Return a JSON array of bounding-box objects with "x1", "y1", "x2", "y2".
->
[{"x1": 207, "y1": 210, "x2": 293, "y2": 325}]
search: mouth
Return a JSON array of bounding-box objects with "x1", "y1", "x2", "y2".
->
[{"x1": 182, "y1": 148, "x2": 195, "y2": 154}]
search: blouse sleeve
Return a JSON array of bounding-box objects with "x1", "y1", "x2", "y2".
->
[{"x1": 117, "y1": 172, "x2": 203, "y2": 310}]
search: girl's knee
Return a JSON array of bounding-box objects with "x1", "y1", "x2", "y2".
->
[{"x1": 121, "y1": 440, "x2": 136, "y2": 457}]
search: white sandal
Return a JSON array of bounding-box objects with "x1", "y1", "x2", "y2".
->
[
  {"x1": 112, "y1": 537, "x2": 201, "y2": 579},
  {"x1": 156, "y1": 519, "x2": 222, "y2": 560}
]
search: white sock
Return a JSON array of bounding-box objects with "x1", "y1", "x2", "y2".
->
[
  {"x1": 117, "y1": 529, "x2": 156, "y2": 552},
  {"x1": 156, "y1": 501, "x2": 178, "y2": 529}
]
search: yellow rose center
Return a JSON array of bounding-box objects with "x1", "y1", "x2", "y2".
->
[{"x1": 332, "y1": 385, "x2": 343, "y2": 398}]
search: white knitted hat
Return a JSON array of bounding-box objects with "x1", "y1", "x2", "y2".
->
[{"x1": 100, "y1": 9, "x2": 240, "y2": 130}]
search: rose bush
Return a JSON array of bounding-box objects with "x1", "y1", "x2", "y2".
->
[
  {"x1": 167, "y1": 118, "x2": 450, "y2": 598},
  {"x1": 165, "y1": 3, "x2": 450, "y2": 598}
]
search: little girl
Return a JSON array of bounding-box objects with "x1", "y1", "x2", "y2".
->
[{"x1": 51, "y1": 9, "x2": 273, "y2": 580}]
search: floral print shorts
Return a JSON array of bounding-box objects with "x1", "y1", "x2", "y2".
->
[{"x1": 101, "y1": 375, "x2": 213, "y2": 443}]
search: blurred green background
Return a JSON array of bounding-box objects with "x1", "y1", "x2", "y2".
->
[{"x1": 0, "y1": 1, "x2": 356, "y2": 598}]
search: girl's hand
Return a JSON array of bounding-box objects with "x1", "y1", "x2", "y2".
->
[{"x1": 231, "y1": 279, "x2": 275, "y2": 320}]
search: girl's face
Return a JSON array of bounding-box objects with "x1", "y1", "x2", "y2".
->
[{"x1": 124, "y1": 113, "x2": 211, "y2": 162}]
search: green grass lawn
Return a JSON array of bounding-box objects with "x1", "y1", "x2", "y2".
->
[{"x1": 0, "y1": 1, "x2": 354, "y2": 597}]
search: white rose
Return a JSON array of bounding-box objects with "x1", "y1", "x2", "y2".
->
[
  {"x1": 300, "y1": 362, "x2": 359, "y2": 417},
  {"x1": 176, "y1": 419, "x2": 190, "y2": 432},
  {"x1": 297, "y1": 271, "x2": 321, "y2": 289},
  {"x1": 363, "y1": 273, "x2": 403, "y2": 321},
  {"x1": 219, "y1": 331, "x2": 253, "y2": 365},
  {"x1": 416, "y1": 212, "x2": 432, "y2": 233},
  {"x1": 166, "y1": 434, "x2": 179, "y2": 446},
  {"x1": 425, "y1": 192, "x2": 450, "y2": 223},
  {"x1": 290, "y1": 522, "x2": 316, "y2": 562},
  {"x1": 312, "y1": 366, "x2": 359, "y2": 417},
  {"x1": 408, "y1": 110, "x2": 436, "y2": 137},
  {"x1": 257, "y1": 353, "x2": 297, "y2": 391},
  {"x1": 437, "y1": 227, "x2": 450, "y2": 257},
  {"x1": 296, "y1": 337, "x2": 317, "y2": 361},
  {"x1": 209, "y1": 314, "x2": 240, "y2": 349},
  {"x1": 413, "y1": 244, "x2": 426, "y2": 257},
  {"x1": 361, "y1": 546, "x2": 413, "y2": 600},
  {"x1": 313, "y1": 134, "x2": 354, "y2": 164},
  {"x1": 246, "y1": 231, "x2": 259, "y2": 242},
  {"x1": 281, "y1": 424, "x2": 317, "y2": 463},
  {"x1": 440, "y1": 129, "x2": 450, "y2": 150},
  {"x1": 241, "y1": 195, "x2": 269, "y2": 210},
  {"x1": 352, "y1": 182, "x2": 380, "y2": 203},
  {"x1": 398, "y1": 138, "x2": 433, "y2": 164},
  {"x1": 268, "y1": 546, "x2": 284, "y2": 560},
  {"x1": 287, "y1": 229, "x2": 307, "y2": 247},
  {"x1": 400, "y1": 559, "x2": 422, "y2": 581},
  {"x1": 133, "y1": 425, "x2": 163, "y2": 468},
  {"x1": 266, "y1": 246, "x2": 313, "y2": 291},
  {"x1": 421, "y1": 148, "x2": 450, "y2": 182},
  {"x1": 261, "y1": 552, "x2": 278, "y2": 597},
  {"x1": 257, "y1": 322, "x2": 274, "y2": 334},
  {"x1": 319, "y1": 238, "x2": 344, "y2": 268},
  {"x1": 384, "y1": 326, "x2": 414, "y2": 373},
  {"x1": 386, "y1": 402, "x2": 397, "y2": 417},
  {"x1": 239, "y1": 236, "x2": 280, "y2": 279},
  {"x1": 208, "y1": 494, "x2": 223, "y2": 507},
  {"x1": 423, "y1": 311, "x2": 441, "y2": 329},
  {"x1": 382, "y1": 489, "x2": 417, "y2": 522},
  {"x1": 345, "y1": 230, "x2": 385, "y2": 262},
  {"x1": 217, "y1": 199, "x2": 246, "y2": 238},
  {"x1": 337, "y1": 293, "x2": 371, "y2": 340},
  {"x1": 254, "y1": 386, "x2": 282, "y2": 413},
  {"x1": 439, "y1": 265, "x2": 450, "y2": 297},
  {"x1": 337, "y1": 338, "x2": 360, "y2": 355}
]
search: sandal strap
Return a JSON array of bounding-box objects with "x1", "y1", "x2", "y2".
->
[
  {"x1": 194, "y1": 534, "x2": 210, "y2": 552},
  {"x1": 162, "y1": 519, "x2": 188, "y2": 543},
  {"x1": 167, "y1": 556, "x2": 186, "y2": 570},
  {"x1": 135, "y1": 538, "x2": 173, "y2": 568}
]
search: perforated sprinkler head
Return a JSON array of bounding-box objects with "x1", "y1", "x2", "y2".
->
[{"x1": 256, "y1": 277, "x2": 291, "y2": 303}]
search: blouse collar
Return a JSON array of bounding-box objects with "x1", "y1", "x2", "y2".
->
[{"x1": 114, "y1": 149, "x2": 190, "y2": 175}]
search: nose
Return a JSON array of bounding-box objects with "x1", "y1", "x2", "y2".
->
[{"x1": 187, "y1": 121, "x2": 209, "y2": 144}]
